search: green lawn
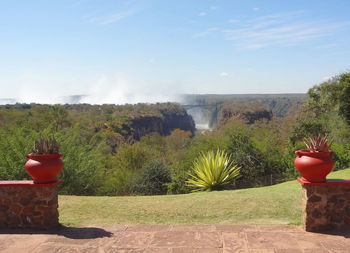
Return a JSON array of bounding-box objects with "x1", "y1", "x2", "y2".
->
[{"x1": 58, "y1": 169, "x2": 350, "y2": 226}]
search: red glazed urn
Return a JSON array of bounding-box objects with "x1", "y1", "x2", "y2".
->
[
  {"x1": 25, "y1": 153, "x2": 64, "y2": 184},
  {"x1": 294, "y1": 150, "x2": 334, "y2": 183}
]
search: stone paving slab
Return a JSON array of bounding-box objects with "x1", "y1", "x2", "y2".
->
[{"x1": 0, "y1": 225, "x2": 349, "y2": 252}]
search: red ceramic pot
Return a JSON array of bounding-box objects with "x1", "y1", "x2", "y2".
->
[
  {"x1": 294, "y1": 150, "x2": 334, "y2": 183},
  {"x1": 25, "y1": 153, "x2": 64, "y2": 184}
]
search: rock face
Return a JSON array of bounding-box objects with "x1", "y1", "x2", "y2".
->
[
  {"x1": 161, "y1": 111, "x2": 196, "y2": 136},
  {"x1": 131, "y1": 110, "x2": 195, "y2": 140},
  {"x1": 299, "y1": 178, "x2": 350, "y2": 232},
  {"x1": 219, "y1": 102, "x2": 272, "y2": 126},
  {"x1": 131, "y1": 116, "x2": 164, "y2": 141},
  {"x1": 0, "y1": 181, "x2": 60, "y2": 229}
]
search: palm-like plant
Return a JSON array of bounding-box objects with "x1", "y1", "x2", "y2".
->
[{"x1": 187, "y1": 150, "x2": 241, "y2": 192}]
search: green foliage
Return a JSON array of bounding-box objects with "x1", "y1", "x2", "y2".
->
[
  {"x1": 50, "y1": 105, "x2": 71, "y2": 132},
  {"x1": 114, "y1": 143, "x2": 152, "y2": 171},
  {"x1": 226, "y1": 130, "x2": 265, "y2": 179},
  {"x1": 165, "y1": 129, "x2": 192, "y2": 151},
  {"x1": 164, "y1": 129, "x2": 192, "y2": 164},
  {"x1": 131, "y1": 160, "x2": 171, "y2": 195},
  {"x1": 286, "y1": 72, "x2": 350, "y2": 178},
  {"x1": 167, "y1": 162, "x2": 190, "y2": 194},
  {"x1": 167, "y1": 131, "x2": 228, "y2": 194},
  {"x1": 56, "y1": 129, "x2": 101, "y2": 195},
  {"x1": 331, "y1": 143, "x2": 350, "y2": 171},
  {"x1": 250, "y1": 120, "x2": 287, "y2": 176},
  {"x1": 283, "y1": 142, "x2": 306, "y2": 179},
  {"x1": 97, "y1": 141, "x2": 158, "y2": 196},
  {"x1": 99, "y1": 168, "x2": 137, "y2": 196},
  {"x1": 307, "y1": 82, "x2": 343, "y2": 115},
  {"x1": 339, "y1": 74, "x2": 350, "y2": 124},
  {"x1": 289, "y1": 120, "x2": 326, "y2": 145},
  {"x1": 0, "y1": 102, "x2": 196, "y2": 196},
  {"x1": 187, "y1": 150, "x2": 241, "y2": 192},
  {"x1": 139, "y1": 132, "x2": 166, "y2": 156},
  {"x1": 1, "y1": 87, "x2": 348, "y2": 197},
  {"x1": 104, "y1": 131, "x2": 125, "y2": 154},
  {"x1": 298, "y1": 72, "x2": 350, "y2": 142},
  {"x1": 0, "y1": 127, "x2": 37, "y2": 180}
]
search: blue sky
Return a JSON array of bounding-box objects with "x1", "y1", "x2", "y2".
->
[{"x1": 1, "y1": 0, "x2": 350, "y2": 104}]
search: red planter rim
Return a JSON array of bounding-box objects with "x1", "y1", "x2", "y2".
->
[
  {"x1": 295, "y1": 149, "x2": 333, "y2": 158},
  {"x1": 26, "y1": 153, "x2": 63, "y2": 159}
]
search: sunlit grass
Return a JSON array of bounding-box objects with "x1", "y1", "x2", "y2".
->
[{"x1": 59, "y1": 168, "x2": 350, "y2": 226}]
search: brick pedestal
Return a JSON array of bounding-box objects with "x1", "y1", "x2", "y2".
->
[
  {"x1": 0, "y1": 180, "x2": 62, "y2": 229},
  {"x1": 298, "y1": 178, "x2": 350, "y2": 232}
]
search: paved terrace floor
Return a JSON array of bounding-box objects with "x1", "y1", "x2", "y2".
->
[{"x1": 0, "y1": 225, "x2": 349, "y2": 252}]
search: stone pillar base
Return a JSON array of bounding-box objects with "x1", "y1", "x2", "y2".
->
[
  {"x1": 0, "y1": 180, "x2": 62, "y2": 229},
  {"x1": 298, "y1": 178, "x2": 350, "y2": 232}
]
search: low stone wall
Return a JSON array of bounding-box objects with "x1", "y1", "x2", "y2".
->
[
  {"x1": 298, "y1": 178, "x2": 350, "y2": 232},
  {"x1": 0, "y1": 180, "x2": 61, "y2": 229}
]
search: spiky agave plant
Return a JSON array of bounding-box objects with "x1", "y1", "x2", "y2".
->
[
  {"x1": 187, "y1": 150, "x2": 241, "y2": 192},
  {"x1": 303, "y1": 133, "x2": 333, "y2": 153},
  {"x1": 32, "y1": 137, "x2": 59, "y2": 155}
]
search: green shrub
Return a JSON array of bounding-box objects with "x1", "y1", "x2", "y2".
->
[
  {"x1": 167, "y1": 162, "x2": 191, "y2": 194},
  {"x1": 289, "y1": 120, "x2": 326, "y2": 145},
  {"x1": 114, "y1": 143, "x2": 151, "y2": 171},
  {"x1": 131, "y1": 160, "x2": 171, "y2": 195},
  {"x1": 0, "y1": 127, "x2": 37, "y2": 180},
  {"x1": 251, "y1": 120, "x2": 287, "y2": 176},
  {"x1": 56, "y1": 130, "x2": 100, "y2": 195},
  {"x1": 332, "y1": 143, "x2": 350, "y2": 171},
  {"x1": 187, "y1": 150, "x2": 241, "y2": 192},
  {"x1": 282, "y1": 142, "x2": 305, "y2": 179},
  {"x1": 100, "y1": 168, "x2": 137, "y2": 196},
  {"x1": 226, "y1": 131, "x2": 265, "y2": 181}
]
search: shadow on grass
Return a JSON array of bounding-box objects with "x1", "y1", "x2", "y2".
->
[{"x1": 0, "y1": 225, "x2": 113, "y2": 239}]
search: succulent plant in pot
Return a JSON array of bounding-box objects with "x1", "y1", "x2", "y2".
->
[
  {"x1": 25, "y1": 137, "x2": 64, "y2": 184},
  {"x1": 294, "y1": 134, "x2": 334, "y2": 183}
]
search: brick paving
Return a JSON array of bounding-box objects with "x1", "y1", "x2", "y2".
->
[{"x1": 0, "y1": 225, "x2": 349, "y2": 252}]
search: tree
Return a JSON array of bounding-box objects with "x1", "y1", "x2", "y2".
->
[
  {"x1": 338, "y1": 73, "x2": 350, "y2": 125},
  {"x1": 50, "y1": 105, "x2": 70, "y2": 132}
]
